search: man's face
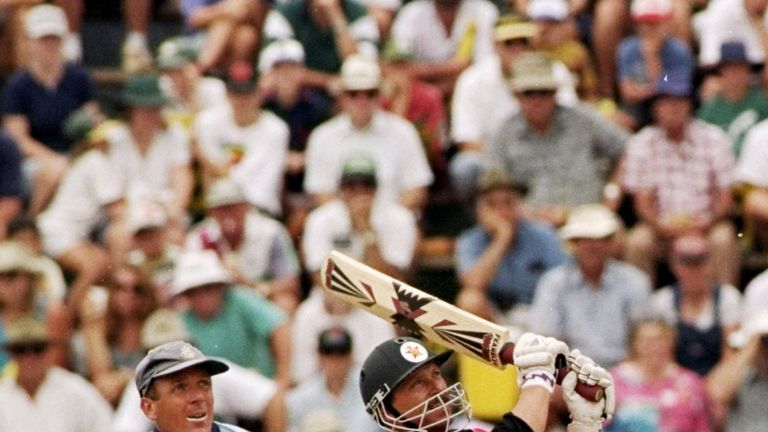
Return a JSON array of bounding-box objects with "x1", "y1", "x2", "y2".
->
[
  {"x1": 496, "y1": 38, "x2": 530, "y2": 74},
  {"x1": 652, "y1": 95, "x2": 691, "y2": 131},
  {"x1": 517, "y1": 89, "x2": 557, "y2": 128},
  {"x1": 340, "y1": 88, "x2": 379, "y2": 127},
  {"x1": 8, "y1": 342, "x2": 50, "y2": 383},
  {"x1": 210, "y1": 203, "x2": 248, "y2": 239},
  {"x1": 571, "y1": 237, "x2": 612, "y2": 267},
  {"x1": 476, "y1": 188, "x2": 519, "y2": 223},
  {"x1": 183, "y1": 284, "x2": 226, "y2": 320},
  {"x1": 227, "y1": 89, "x2": 260, "y2": 113},
  {"x1": 141, "y1": 366, "x2": 215, "y2": 432},
  {"x1": 390, "y1": 362, "x2": 451, "y2": 431}
]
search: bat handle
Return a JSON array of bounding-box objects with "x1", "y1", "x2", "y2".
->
[{"x1": 499, "y1": 344, "x2": 604, "y2": 402}]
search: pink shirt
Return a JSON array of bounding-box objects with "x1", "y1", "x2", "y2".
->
[{"x1": 606, "y1": 362, "x2": 712, "y2": 432}]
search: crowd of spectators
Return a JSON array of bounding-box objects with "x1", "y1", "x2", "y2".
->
[{"x1": 1, "y1": 0, "x2": 768, "y2": 431}]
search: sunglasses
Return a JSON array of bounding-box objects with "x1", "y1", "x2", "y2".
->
[
  {"x1": 7, "y1": 343, "x2": 48, "y2": 356},
  {"x1": 520, "y1": 89, "x2": 556, "y2": 97},
  {"x1": 344, "y1": 89, "x2": 379, "y2": 99},
  {"x1": 0, "y1": 271, "x2": 25, "y2": 279},
  {"x1": 501, "y1": 39, "x2": 529, "y2": 48}
]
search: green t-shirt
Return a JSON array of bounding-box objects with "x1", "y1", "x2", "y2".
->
[
  {"x1": 697, "y1": 86, "x2": 768, "y2": 157},
  {"x1": 182, "y1": 287, "x2": 286, "y2": 377}
]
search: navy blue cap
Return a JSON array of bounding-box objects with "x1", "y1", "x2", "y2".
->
[
  {"x1": 719, "y1": 40, "x2": 749, "y2": 65},
  {"x1": 654, "y1": 75, "x2": 692, "y2": 98}
]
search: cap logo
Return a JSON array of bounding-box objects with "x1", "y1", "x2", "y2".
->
[
  {"x1": 400, "y1": 341, "x2": 428, "y2": 363},
  {"x1": 179, "y1": 343, "x2": 197, "y2": 360}
]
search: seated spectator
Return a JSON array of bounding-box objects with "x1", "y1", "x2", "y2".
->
[
  {"x1": 186, "y1": 178, "x2": 301, "y2": 313},
  {"x1": 194, "y1": 62, "x2": 290, "y2": 217},
  {"x1": 2, "y1": 4, "x2": 98, "y2": 215},
  {"x1": 170, "y1": 249, "x2": 292, "y2": 388},
  {"x1": 697, "y1": 40, "x2": 768, "y2": 157},
  {"x1": 80, "y1": 264, "x2": 159, "y2": 406},
  {"x1": 742, "y1": 266, "x2": 768, "y2": 320},
  {"x1": 454, "y1": 168, "x2": 569, "y2": 330},
  {"x1": 286, "y1": 327, "x2": 380, "y2": 432},
  {"x1": 485, "y1": 52, "x2": 628, "y2": 227},
  {"x1": 606, "y1": 319, "x2": 712, "y2": 431},
  {"x1": 530, "y1": 204, "x2": 651, "y2": 368},
  {"x1": 644, "y1": 233, "x2": 742, "y2": 377},
  {"x1": 694, "y1": 0, "x2": 768, "y2": 71},
  {"x1": 734, "y1": 111, "x2": 768, "y2": 252},
  {"x1": 0, "y1": 316, "x2": 113, "y2": 431},
  {"x1": 304, "y1": 55, "x2": 434, "y2": 212},
  {"x1": 622, "y1": 76, "x2": 740, "y2": 286},
  {"x1": 0, "y1": 131, "x2": 23, "y2": 240},
  {"x1": 262, "y1": 0, "x2": 380, "y2": 91}
]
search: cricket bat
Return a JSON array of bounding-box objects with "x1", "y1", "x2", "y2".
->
[{"x1": 321, "y1": 250, "x2": 602, "y2": 401}]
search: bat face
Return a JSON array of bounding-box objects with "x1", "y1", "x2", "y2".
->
[{"x1": 322, "y1": 251, "x2": 512, "y2": 368}]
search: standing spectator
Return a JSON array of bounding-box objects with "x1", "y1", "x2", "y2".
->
[
  {"x1": 0, "y1": 316, "x2": 113, "y2": 431},
  {"x1": 0, "y1": 132, "x2": 23, "y2": 240},
  {"x1": 622, "y1": 76, "x2": 740, "y2": 286},
  {"x1": 2, "y1": 4, "x2": 98, "y2": 215},
  {"x1": 304, "y1": 54, "x2": 433, "y2": 212},
  {"x1": 644, "y1": 233, "x2": 742, "y2": 377},
  {"x1": 170, "y1": 249, "x2": 292, "y2": 388},
  {"x1": 530, "y1": 204, "x2": 652, "y2": 368},
  {"x1": 194, "y1": 62, "x2": 290, "y2": 217},
  {"x1": 389, "y1": 0, "x2": 499, "y2": 93},
  {"x1": 486, "y1": 51, "x2": 628, "y2": 227},
  {"x1": 606, "y1": 319, "x2": 712, "y2": 432},
  {"x1": 186, "y1": 178, "x2": 301, "y2": 313},
  {"x1": 286, "y1": 327, "x2": 379, "y2": 432},
  {"x1": 454, "y1": 168, "x2": 569, "y2": 330}
]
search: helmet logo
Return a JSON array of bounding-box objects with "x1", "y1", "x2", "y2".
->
[{"x1": 400, "y1": 341, "x2": 428, "y2": 363}]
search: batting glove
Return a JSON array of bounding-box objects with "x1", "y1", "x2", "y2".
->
[
  {"x1": 563, "y1": 349, "x2": 616, "y2": 432},
  {"x1": 513, "y1": 332, "x2": 569, "y2": 393}
]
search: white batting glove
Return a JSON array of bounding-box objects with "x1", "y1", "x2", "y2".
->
[
  {"x1": 513, "y1": 332, "x2": 569, "y2": 393},
  {"x1": 563, "y1": 349, "x2": 616, "y2": 432}
]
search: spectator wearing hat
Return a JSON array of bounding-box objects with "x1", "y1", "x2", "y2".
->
[
  {"x1": 697, "y1": 40, "x2": 768, "y2": 157},
  {"x1": 285, "y1": 327, "x2": 380, "y2": 432},
  {"x1": 486, "y1": 51, "x2": 628, "y2": 228},
  {"x1": 0, "y1": 131, "x2": 23, "y2": 240},
  {"x1": 304, "y1": 54, "x2": 433, "y2": 212},
  {"x1": 450, "y1": 16, "x2": 578, "y2": 202},
  {"x1": 262, "y1": 0, "x2": 379, "y2": 91},
  {"x1": 106, "y1": 73, "x2": 193, "y2": 246},
  {"x1": 694, "y1": 0, "x2": 768, "y2": 71},
  {"x1": 615, "y1": 0, "x2": 693, "y2": 130},
  {"x1": 185, "y1": 177, "x2": 301, "y2": 313},
  {"x1": 529, "y1": 204, "x2": 651, "y2": 368},
  {"x1": 643, "y1": 233, "x2": 742, "y2": 378},
  {"x1": 454, "y1": 168, "x2": 569, "y2": 329},
  {"x1": 194, "y1": 62, "x2": 290, "y2": 217},
  {"x1": 622, "y1": 76, "x2": 740, "y2": 287},
  {"x1": 294, "y1": 154, "x2": 402, "y2": 382},
  {"x1": 0, "y1": 316, "x2": 113, "y2": 431},
  {"x1": 169, "y1": 249, "x2": 292, "y2": 389},
  {"x1": 388, "y1": 0, "x2": 499, "y2": 94},
  {"x1": 1, "y1": 3, "x2": 99, "y2": 215}
]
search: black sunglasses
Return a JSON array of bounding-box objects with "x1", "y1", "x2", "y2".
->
[
  {"x1": 520, "y1": 89, "x2": 556, "y2": 97},
  {"x1": 501, "y1": 38, "x2": 529, "y2": 48},
  {"x1": 344, "y1": 89, "x2": 379, "y2": 99},
  {"x1": 7, "y1": 343, "x2": 48, "y2": 356}
]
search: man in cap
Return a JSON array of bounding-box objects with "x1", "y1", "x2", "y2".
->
[
  {"x1": 454, "y1": 168, "x2": 568, "y2": 330},
  {"x1": 185, "y1": 177, "x2": 301, "y2": 313},
  {"x1": 622, "y1": 76, "x2": 740, "y2": 286},
  {"x1": 359, "y1": 335, "x2": 615, "y2": 432},
  {"x1": 0, "y1": 316, "x2": 113, "y2": 431},
  {"x1": 134, "y1": 340, "x2": 250, "y2": 432},
  {"x1": 304, "y1": 54, "x2": 433, "y2": 212},
  {"x1": 485, "y1": 51, "x2": 628, "y2": 228},
  {"x1": 529, "y1": 204, "x2": 651, "y2": 368}
]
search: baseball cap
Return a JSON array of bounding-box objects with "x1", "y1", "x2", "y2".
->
[
  {"x1": 224, "y1": 62, "x2": 258, "y2": 93},
  {"x1": 134, "y1": 340, "x2": 229, "y2": 396},
  {"x1": 560, "y1": 204, "x2": 621, "y2": 240},
  {"x1": 340, "y1": 154, "x2": 377, "y2": 187},
  {"x1": 630, "y1": 0, "x2": 672, "y2": 22},
  {"x1": 509, "y1": 51, "x2": 559, "y2": 92},
  {"x1": 126, "y1": 200, "x2": 168, "y2": 236},
  {"x1": 123, "y1": 74, "x2": 168, "y2": 107},
  {"x1": 0, "y1": 241, "x2": 44, "y2": 276},
  {"x1": 258, "y1": 39, "x2": 305, "y2": 73},
  {"x1": 318, "y1": 327, "x2": 353, "y2": 354},
  {"x1": 718, "y1": 40, "x2": 749, "y2": 66},
  {"x1": 62, "y1": 108, "x2": 98, "y2": 144},
  {"x1": 24, "y1": 4, "x2": 68, "y2": 39},
  {"x1": 340, "y1": 54, "x2": 382, "y2": 91},
  {"x1": 156, "y1": 37, "x2": 198, "y2": 70},
  {"x1": 527, "y1": 0, "x2": 569, "y2": 22},
  {"x1": 141, "y1": 309, "x2": 190, "y2": 350},
  {"x1": 493, "y1": 15, "x2": 537, "y2": 42},
  {"x1": 475, "y1": 167, "x2": 528, "y2": 196},
  {"x1": 671, "y1": 233, "x2": 710, "y2": 264},
  {"x1": 170, "y1": 249, "x2": 232, "y2": 297},
  {"x1": 653, "y1": 75, "x2": 692, "y2": 98},
  {"x1": 205, "y1": 177, "x2": 248, "y2": 209},
  {"x1": 3, "y1": 315, "x2": 49, "y2": 349}
]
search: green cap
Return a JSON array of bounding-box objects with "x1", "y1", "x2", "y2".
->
[
  {"x1": 156, "y1": 37, "x2": 198, "y2": 70},
  {"x1": 62, "y1": 108, "x2": 97, "y2": 143},
  {"x1": 123, "y1": 74, "x2": 168, "y2": 107},
  {"x1": 341, "y1": 154, "x2": 377, "y2": 186}
]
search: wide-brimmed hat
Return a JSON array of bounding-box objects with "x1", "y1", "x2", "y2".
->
[
  {"x1": 3, "y1": 315, "x2": 49, "y2": 349},
  {"x1": 258, "y1": 39, "x2": 305, "y2": 72},
  {"x1": 123, "y1": 74, "x2": 168, "y2": 107},
  {"x1": 718, "y1": 40, "x2": 749, "y2": 66},
  {"x1": 24, "y1": 4, "x2": 68, "y2": 39},
  {"x1": 126, "y1": 200, "x2": 168, "y2": 235},
  {"x1": 340, "y1": 54, "x2": 382, "y2": 91},
  {"x1": 205, "y1": 177, "x2": 248, "y2": 209},
  {"x1": 509, "y1": 52, "x2": 559, "y2": 92},
  {"x1": 0, "y1": 241, "x2": 43, "y2": 276},
  {"x1": 493, "y1": 16, "x2": 537, "y2": 42},
  {"x1": 560, "y1": 204, "x2": 621, "y2": 240},
  {"x1": 170, "y1": 249, "x2": 232, "y2": 296},
  {"x1": 156, "y1": 37, "x2": 198, "y2": 70}
]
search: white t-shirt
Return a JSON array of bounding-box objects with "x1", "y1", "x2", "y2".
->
[
  {"x1": 304, "y1": 110, "x2": 433, "y2": 203},
  {"x1": 195, "y1": 106, "x2": 289, "y2": 215},
  {"x1": 647, "y1": 284, "x2": 742, "y2": 330},
  {"x1": 736, "y1": 118, "x2": 768, "y2": 186},
  {"x1": 0, "y1": 367, "x2": 113, "y2": 432},
  {"x1": 742, "y1": 269, "x2": 768, "y2": 321},
  {"x1": 694, "y1": 0, "x2": 768, "y2": 66},
  {"x1": 390, "y1": 0, "x2": 498, "y2": 64}
]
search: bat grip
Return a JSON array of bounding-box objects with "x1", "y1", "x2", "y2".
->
[{"x1": 499, "y1": 344, "x2": 604, "y2": 402}]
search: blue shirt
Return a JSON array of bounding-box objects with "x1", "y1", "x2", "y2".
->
[
  {"x1": 455, "y1": 219, "x2": 568, "y2": 308},
  {"x1": 0, "y1": 132, "x2": 23, "y2": 198},
  {"x1": 617, "y1": 36, "x2": 693, "y2": 86}
]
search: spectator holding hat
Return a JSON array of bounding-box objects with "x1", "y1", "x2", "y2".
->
[
  {"x1": 622, "y1": 76, "x2": 740, "y2": 287},
  {"x1": 194, "y1": 62, "x2": 290, "y2": 217},
  {"x1": 2, "y1": 3, "x2": 99, "y2": 215},
  {"x1": 185, "y1": 177, "x2": 301, "y2": 313},
  {"x1": 169, "y1": 249, "x2": 292, "y2": 389},
  {"x1": 304, "y1": 54, "x2": 433, "y2": 212},
  {"x1": 454, "y1": 168, "x2": 568, "y2": 330},
  {"x1": 697, "y1": 40, "x2": 768, "y2": 157},
  {"x1": 529, "y1": 204, "x2": 651, "y2": 368},
  {"x1": 0, "y1": 316, "x2": 113, "y2": 431}
]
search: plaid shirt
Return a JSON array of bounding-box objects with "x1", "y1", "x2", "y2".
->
[{"x1": 623, "y1": 120, "x2": 736, "y2": 220}]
